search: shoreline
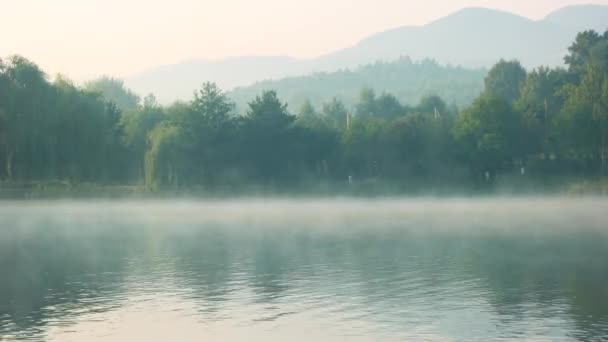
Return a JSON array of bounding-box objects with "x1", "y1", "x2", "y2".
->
[{"x1": 1, "y1": 178, "x2": 607, "y2": 200}]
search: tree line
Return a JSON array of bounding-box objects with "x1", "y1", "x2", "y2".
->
[
  {"x1": 1, "y1": 30, "x2": 607, "y2": 193},
  {"x1": 229, "y1": 57, "x2": 485, "y2": 114}
]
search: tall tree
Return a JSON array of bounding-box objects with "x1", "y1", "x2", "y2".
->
[
  {"x1": 121, "y1": 94, "x2": 165, "y2": 181},
  {"x1": 374, "y1": 93, "x2": 405, "y2": 119},
  {"x1": 322, "y1": 97, "x2": 348, "y2": 130},
  {"x1": 417, "y1": 95, "x2": 448, "y2": 117},
  {"x1": 241, "y1": 90, "x2": 295, "y2": 181},
  {"x1": 559, "y1": 64, "x2": 608, "y2": 175},
  {"x1": 85, "y1": 77, "x2": 140, "y2": 112},
  {"x1": 355, "y1": 87, "x2": 376, "y2": 118},
  {"x1": 187, "y1": 82, "x2": 237, "y2": 184},
  {"x1": 484, "y1": 60, "x2": 527, "y2": 103},
  {"x1": 565, "y1": 30, "x2": 604, "y2": 75},
  {"x1": 454, "y1": 93, "x2": 521, "y2": 180},
  {"x1": 145, "y1": 122, "x2": 186, "y2": 190},
  {"x1": 516, "y1": 67, "x2": 570, "y2": 159},
  {"x1": 296, "y1": 99, "x2": 321, "y2": 128}
]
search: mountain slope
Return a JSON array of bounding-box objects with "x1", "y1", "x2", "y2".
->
[
  {"x1": 229, "y1": 58, "x2": 486, "y2": 113},
  {"x1": 124, "y1": 5, "x2": 608, "y2": 104},
  {"x1": 317, "y1": 7, "x2": 568, "y2": 71},
  {"x1": 544, "y1": 4, "x2": 608, "y2": 32},
  {"x1": 127, "y1": 56, "x2": 309, "y2": 104}
]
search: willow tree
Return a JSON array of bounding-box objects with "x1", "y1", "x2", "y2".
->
[{"x1": 144, "y1": 123, "x2": 184, "y2": 190}]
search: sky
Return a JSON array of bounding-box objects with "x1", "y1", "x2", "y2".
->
[{"x1": 1, "y1": 0, "x2": 607, "y2": 80}]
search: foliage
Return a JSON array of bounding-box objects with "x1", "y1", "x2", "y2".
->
[
  {"x1": 453, "y1": 93, "x2": 521, "y2": 179},
  {"x1": 230, "y1": 58, "x2": 485, "y2": 113},
  {"x1": 484, "y1": 60, "x2": 527, "y2": 103},
  {"x1": 2, "y1": 29, "x2": 608, "y2": 192},
  {"x1": 85, "y1": 76, "x2": 140, "y2": 111}
]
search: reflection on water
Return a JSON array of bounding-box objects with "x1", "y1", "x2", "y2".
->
[{"x1": 0, "y1": 198, "x2": 607, "y2": 341}]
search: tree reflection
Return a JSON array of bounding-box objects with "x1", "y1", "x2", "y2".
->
[{"x1": 1, "y1": 222, "x2": 607, "y2": 340}]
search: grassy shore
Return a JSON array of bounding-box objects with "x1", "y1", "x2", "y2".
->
[
  {"x1": 0, "y1": 181, "x2": 143, "y2": 199},
  {"x1": 2, "y1": 176, "x2": 608, "y2": 199},
  {"x1": 566, "y1": 178, "x2": 608, "y2": 195}
]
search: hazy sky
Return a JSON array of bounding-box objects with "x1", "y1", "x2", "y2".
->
[{"x1": 1, "y1": 0, "x2": 607, "y2": 80}]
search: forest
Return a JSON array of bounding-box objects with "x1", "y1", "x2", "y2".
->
[
  {"x1": 228, "y1": 58, "x2": 485, "y2": 113},
  {"x1": 1, "y1": 30, "x2": 607, "y2": 194}
]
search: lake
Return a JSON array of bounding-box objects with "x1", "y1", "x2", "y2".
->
[{"x1": 1, "y1": 198, "x2": 607, "y2": 341}]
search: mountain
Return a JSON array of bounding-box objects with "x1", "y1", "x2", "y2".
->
[
  {"x1": 544, "y1": 4, "x2": 608, "y2": 32},
  {"x1": 315, "y1": 8, "x2": 564, "y2": 72},
  {"x1": 124, "y1": 5, "x2": 608, "y2": 104},
  {"x1": 126, "y1": 56, "x2": 310, "y2": 104},
  {"x1": 229, "y1": 58, "x2": 485, "y2": 113}
]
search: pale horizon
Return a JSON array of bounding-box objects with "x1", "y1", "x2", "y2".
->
[{"x1": 1, "y1": 0, "x2": 607, "y2": 81}]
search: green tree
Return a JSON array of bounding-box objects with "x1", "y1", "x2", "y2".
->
[
  {"x1": 383, "y1": 111, "x2": 454, "y2": 181},
  {"x1": 454, "y1": 93, "x2": 521, "y2": 180},
  {"x1": 186, "y1": 82, "x2": 238, "y2": 184},
  {"x1": 321, "y1": 97, "x2": 348, "y2": 130},
  {"x1": 355, "y1": 87, "x2": 376, "y2": 118},
  {"x1": 85, "y1": 76, "x2": 140, "y2": 112},
  {"x1": 565, "y1": 30, "x2": 604, "y2": 75},
  {"x1": 516, "y1": 67, "x2": 570, "y2": 160},
  {"x1": 241, "y1": 90, "x2": 296, "y2": 181},
  {"x1": 374, "y1": 93, "x2": 405, "y2": 119},
  {"x1": 341, "y1": 117, "x2": 387, "y2": 179},
  {"x1": 559, "y1": 64, "x2": 608, "y2": 175},
  {"x1": 120, "y1": 94, "x2": 165, "y2": 181},
  {"x1": 296, "y1": 99, "x2": 321, "y2": 128},
  {"x1": 417, "y1": 95, "x2": 448, "y2": 117},
  {"x1": 2, "y1": 56, "x2": 52, "y2": 180},
  {"x1": 145, "y1": 123, "x2": 186, "y2": 190},
  {"x1": 485, "y1": 60, "x2": 527, "y2": 103}
]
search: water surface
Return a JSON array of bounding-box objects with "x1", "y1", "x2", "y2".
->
[{"x1": 1, "y1": 198, "x2": 607, "y2": 341}]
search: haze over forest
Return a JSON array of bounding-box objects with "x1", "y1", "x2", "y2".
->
[{"x1": 1, "y1": 2, "x2": 608, "y2": 196}]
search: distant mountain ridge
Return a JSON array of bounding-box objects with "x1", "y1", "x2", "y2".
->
[
  {"x1": 228, "y1": 58, "x2": 486, "y2": 114},
  {"x1": 124, "y1": 5, "x2": 608, "y2": 104}
]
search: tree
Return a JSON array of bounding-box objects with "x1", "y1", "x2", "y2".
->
[
  {"x1": 322, "y1": 97, "x2": 348, "y2": 130},
  {"x1": 245, "y1": 90, "x2": 294, "y2": 128},
  {"x1": 565, "y1": 30, "x2": 604, "y2": 75},
  {"x1": 383, "y1": 111, "x2": 453, "y2": 181},
  {"x1": 145, "y1": 123, "x2": 186, "y2": 190},
  {"x1": 85, "y1": 76, "x2": 140, "y2": 112},
  {"x1": 2, "y1": 56, "x2": 52, "y2": 180},
  {"x1": 190, "y1": 82, "x2": 235, "y2": 127},
  {"x1": 516, "y1": 67, "x2": 570, "y2": 159},
  {"x1": 454, "y1": 93, "x2": 521, "y2": 180},
  {"x1": 417, "y1": 95, "x2": 448, "y2": 117},
  {"x1": 186, "y1": 82, "x2": 238, "y2": 184},
  {"x1": 484, "y1": 60, "x2": 527, "y2": 103},
  {"x1": 120, "y1": 94, "x2": 165, "y2": 181},
  {"x1": 0, "y1": 59, "x2": 9, "y2": 179},
  {"x1": 341, "y1": 117, "x2": 388, "y2": 179},
  {"x1": 374, "y1": 93, "x2": 405, "y2": 119},
  {"x1": 559, "y1": 64, "x2": 608, "y2": 175},
  {"x1": 241, "y1": 90, "x2": 296, "y2": 181},
  {"x1": 355, "y1": 87, "x2": 376, "y2": 118},
  {"x1": 296, "y1": 99, "x2": 321, "y2": 128}
]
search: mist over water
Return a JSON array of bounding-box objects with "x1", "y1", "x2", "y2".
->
[{"x1": 1, "y1": 198, "x2": 607, "y2": 341}]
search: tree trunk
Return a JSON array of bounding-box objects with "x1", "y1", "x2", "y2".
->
[
  {"x1": 600, "y1": 121, "x2": 607, "y2": 176},
  {"x1": 5, "y1": 148, "x2": 13, "y2": 180}
]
